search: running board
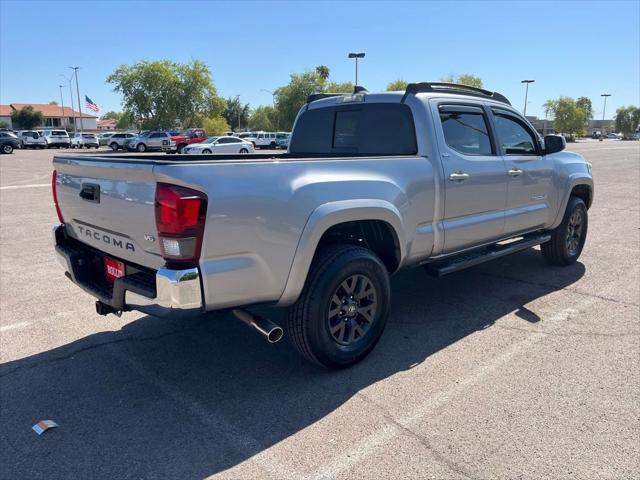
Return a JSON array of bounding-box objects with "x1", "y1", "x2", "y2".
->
[{"x1": 425, "y1": 234, "x2": 551, "y2": 277}]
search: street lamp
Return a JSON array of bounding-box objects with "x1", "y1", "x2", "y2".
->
[
  {"x1": 68, "y1": 66, "x2": 84, "y2": 132},
  {"x1": 521, "y1": 79, "x2": 535, "y2": 116},
  {"x1": 600, "y1": 93, "x2": 611, "y2": 121},
  {"x1": 235, "y1": 94, "x2": 241, "y2": 131},
  {"x1": 260, "y1": 89, "x2": 278, "y2": 130},
  {"x1": 59, "y1": 74, "x2": 76, "y2": 130},
  {"x1": 348, "y1": 52, "x2": 365, "y2": 85},
  {"x1": 58, "y1": 85, "x2": 65, "y2": 128}
]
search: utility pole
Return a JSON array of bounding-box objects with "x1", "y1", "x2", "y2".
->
[
  {"x1": 69, "y1": 66, "x2": 84, "y2": 132},
  {"x1": 58, "y1": 85, "x2": 65, "y2": 128},
  {"x1": 60, "y1": 74, "x2": 76, "y2": 131},
  {"x1": 348, "y1": 52, "x2": 365, "y2": 86},
  {"x1": 601, "y1": 93, "x2": 611, "y2": 121},
  {"x1": 521, "y1": 79, "x2": 535, "y2": 116}
]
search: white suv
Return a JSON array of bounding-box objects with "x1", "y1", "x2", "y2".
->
[
  {"x1": 253, "y1": 132, "x2": 278, "y2": 149},
  {"x1": 18, "y1": 131, "x2": 48, "y2": 149},
  {"x1": 43, "y1": 130, "x2": 70, "y2": 148},
  {"x1": 70, "y1": 132, "x2": 99, "y2": 149}
]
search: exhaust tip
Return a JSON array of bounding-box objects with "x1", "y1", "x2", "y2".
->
[{"x1": 267, "y1": 327, "x2": 284, "y2": 344}]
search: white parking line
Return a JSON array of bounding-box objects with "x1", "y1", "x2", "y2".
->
[
  {"x1": 0, "y1": 322, "x2": 30, "y2": 332},
  {"x1": 0, "y1": 183, "x2": 50, "y2": 191},
  {"x1": 312, "y1": 304, "x2": 592, "y2": 480}
]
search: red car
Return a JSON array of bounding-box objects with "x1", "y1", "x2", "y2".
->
[{"x1": 170, "y1": 128, "x2": 207, "y2": 153}]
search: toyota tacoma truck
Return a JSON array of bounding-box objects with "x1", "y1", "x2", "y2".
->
[{"x1": 52, "y1": 82, "x2": 593, "y2": 369}]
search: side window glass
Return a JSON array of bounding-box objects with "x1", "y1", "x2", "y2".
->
[
  {"x1": 439, "y1": 107, "x2": 492, "y2": 156},
  {"x1": 493, "y1": 113, "x2": 537, "y2": 155}
]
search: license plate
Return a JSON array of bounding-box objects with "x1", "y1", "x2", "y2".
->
[{"x1": 104, "y1": 257, "x2": 125, "y2": 283}]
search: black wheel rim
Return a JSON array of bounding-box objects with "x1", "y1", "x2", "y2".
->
[
  {"x1": 566, "y1": 209, "x2": 583, "y2": 255},
  {"x1": 327, "y1": 274, "x2": 377, "y2": 346}
]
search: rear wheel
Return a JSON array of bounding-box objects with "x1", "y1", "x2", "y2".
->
[
  {"x1": 137, "y1": 143, "x2": 147, "y2": 152},
  {"x1": 541, "y1": 196, "x2": 588, "y2": 266},
  {"x1": 287, "y1": 244, "x2": 391, "y2": 369},
  {"x1": 270, "y1": 141, "x2": 276, "y2": 149},
  {"x1": 110, "y1": 142, "x2": 119, "y2": 151}
]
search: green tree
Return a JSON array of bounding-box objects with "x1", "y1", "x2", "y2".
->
[
  {"x1": 325, "y1": 81, "x2": 354, "y2": 93},
  {"x1": 101, "y1": 111, "x2": 122, "y2": 121},
  {"x1": 614, "y1": 106, "x2": 640, "y2": 138},
  {"x1": 576, "y1": 97, "x2": 593, "y2": 120},
  {"x1": 199, "y1": 115, "x2": 230, "y2": 136},
  {"x1": 440, "y1": 73, "x2": 483, "y2": 88},
  {"x1": 107, "y1": 59, "x2": 222, "y2": 129},
  {"x1": 223, "y1": 97, "x2": 251, "y2": 130},
  {"x1": 544, "y1": 96, "x2": 587, "y2": 139},
  {"x1": 11, "y1": 106, "x2": 44, "y2": 129},
  {"x1": 0, "y1": 121, "x2": 8, "y2": 129},
  {"x1": 116, "y1": 112, "x2": 135, "y2": 129},
  {"x1": 273, "y1": 70, "x2": 326, "y2": 130},
  {"x1": 315, "y1": 65, "x2": 330, "y2": 80},
  {"x1": 49, "y1": 101, "x2": 58, "y2": 105},
  {"x1": 386, "y1": 79, "x2": 408, "y2": 91},
  {"x1": 249, "y1": 105, "x2": 277, "y2": 131}
]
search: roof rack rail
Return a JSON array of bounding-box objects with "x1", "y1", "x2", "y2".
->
[
  {"x1": 402, "y1": 82, "x2": 511, "y2": 105},
  {"x1": 307, "y1": 85, "x2": 368, "y2": 104}
]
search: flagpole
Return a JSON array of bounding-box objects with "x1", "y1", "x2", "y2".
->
[{"x1": 69, "y1": 66, "x2": 84, "y2": 133}]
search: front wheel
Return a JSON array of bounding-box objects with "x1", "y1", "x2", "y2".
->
[
  {"x1": 541, "y1": 196, "x2": 588, "y2": 266},
  {"x1": 287, "y1": 244, "x2": 391, "y2": 369},
  {"x1": 177, "y1": 144, "x2": 186, "y2": 154},
  {"x1": 137, "y1": 143, "x2": 146, "y2": 152},
  {"x1": 2, "y1": 144, "x2": 14, "y2": 154},
  {"x1": 110, "y1": 142, "x2": 119, "y2": 151},
  {"x1": 239, "y1": 148, "x2": 248, "y2": 154},
  {"x1": 201, "y1": 149, "x2": 211, "y2": 154}
]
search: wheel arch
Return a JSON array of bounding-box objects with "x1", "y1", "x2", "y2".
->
[
  {"x1": 277, "y1": 199, "x2": 406, "y2": 306},
  {"x1": 550, "y1": 177, "x2": 594, "y2": 229}
]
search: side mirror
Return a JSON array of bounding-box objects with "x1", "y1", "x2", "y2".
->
[{"x1": 544, "y1": 134, "x2": 566, "y2": 154}]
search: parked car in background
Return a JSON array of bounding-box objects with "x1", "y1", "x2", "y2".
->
[
  {"x1": 236, "y1": 132, "x2": 257, "y2": 145},
  {"x1": 70, "y1": 132, "x2": 99, "y2": 149},
  {"x1": 606, "y1": 132, "x2": 622, "y2": 139},
  {"x1": 98, "y1": 132, "x2": 115, "y2": 146},
  {"x1": 126, "y1": 131, "x2": 175, "y2": 152},
  {"x1": 43, "y1": 130, "x2": 70, "y2": 148},
  {"x1": 0, "y1": 131, "x2": 20, "y2": 154},
  {"x1": 108, "y1": 132, "x2": 136, "y2": 151},
  {"x1": 253, "y1": 131, "x2": 278, "y2": 149},
  {"x1": 169, "y1": 128, "x2": 207, "y2": 153},
  {"x1": 276, "y1": 132, "x2": 291, "y2": 149},
  {"x1": 17, "y1": 130, "x2": 48, "y2": 149},
  {"x1": 182, "y1": 136, "x2": 254, "y2": 154}
]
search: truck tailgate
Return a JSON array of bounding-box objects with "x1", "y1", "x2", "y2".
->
[{"x1": 53, "y1": 156, "x2": 164, "y2": 270}]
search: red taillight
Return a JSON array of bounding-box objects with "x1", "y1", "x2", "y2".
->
[
  {"x1": 155, "y1": 183, "x2": 207, "y2": 264},
  {"x1": 52, "y1": 169, "x2": 64, "y2": 223}
]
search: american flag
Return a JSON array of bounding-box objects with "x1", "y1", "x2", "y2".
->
[{"x1": 85, "y1": 95, "x2": 100, "y2": 113}]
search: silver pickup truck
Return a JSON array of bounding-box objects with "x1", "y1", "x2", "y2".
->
[{"x1": 52, "y1": 82, "x2": 593, "y2": 369}]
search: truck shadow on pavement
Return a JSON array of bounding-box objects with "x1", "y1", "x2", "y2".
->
[{"x1": 0, "y1": 249, "x2": 585, "y2": 479}]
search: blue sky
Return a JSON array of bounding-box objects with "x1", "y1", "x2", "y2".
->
[{"x1": 1, "y1": 0, "x2": 638, "y2": 119}]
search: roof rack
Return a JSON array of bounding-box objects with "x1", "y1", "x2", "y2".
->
[
  {"x1": 402, "y1": 82, "x2": 511, "y2": 105},
  {"x1": 307, "y1": 85, "x2": 369, "y2": 104}
]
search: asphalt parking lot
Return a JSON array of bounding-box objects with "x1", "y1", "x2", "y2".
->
[{"x1": 1, "y1": 141, "x2": 638, "y2": 479}]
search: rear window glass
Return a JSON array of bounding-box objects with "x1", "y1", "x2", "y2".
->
[
  {"x1": 290, "y1": 103, "x2": 417, "y2": 155},
  {"x1": 439, "y1": 106, "x2": 492, "y2": 156},
  {"x1": 51, "y1": 131, "x2": 67, "y2": 136}
]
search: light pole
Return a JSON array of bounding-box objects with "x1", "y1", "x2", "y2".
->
[
  {"x1": 348, "y1": 52, "x2": 365, "y2": 85},
  {"x1": 521, "y1": 79, "x2": 535, "y2": 116},
  {"x1": 60, "y1": 74, "x2": 76, "y2": 130},
  {"x1": 601, "y1": 93, "x2": 611, "y2": 121},
  {"x1": 260, "y1": 88, "x2": 278, "y2": 130},
  {"x1": 58, "y1": 85, "x2": 65, "y2": 128},
  {"x1": 69, "y1": 66, "x2": 84, "y2": 132}
]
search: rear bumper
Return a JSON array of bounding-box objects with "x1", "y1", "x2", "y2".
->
[{"x1": 53, "y1": 224, "x2": 203, "y2": 318}]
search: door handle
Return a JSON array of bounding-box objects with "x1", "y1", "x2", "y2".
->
[
  {"x1": 448, "y1": 171, "x2": 470, "y2": 182},
  {"x1": 508, "y1": 168, "x2": 523, "y2": 177}
]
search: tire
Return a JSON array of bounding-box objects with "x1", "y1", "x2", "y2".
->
[
  {"x1": 110, "y1": 142, "x2": 119, "y2": 151},
  {"x1": 287, "y1": 244, "x2": 391, "y2": 369},
  {"x1": 177, "y1": 144, "x2": 186, "y2": 154},
  {"x1": 239, "y1": 148, "x2": 248, "y2": 154},
  {"x1": 2, "y1": 143, "x2": 13, "y2": 154},
  {"x1": 202, "y1": 149, "x2": 212, "y2": 154},
  {"x1": 541, "y1": 196, "x2": 588, "y2": 266},
  {"x1": 137, "y1": 143, "x2": 146, "y2": 152},
  {"x1": 270, "y1": 141, "x2": 276, "y2": 149}
]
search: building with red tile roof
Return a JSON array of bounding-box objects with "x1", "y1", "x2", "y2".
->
[{"x1": 0, "y1": 103, "x2": 98, "y2": 130}]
